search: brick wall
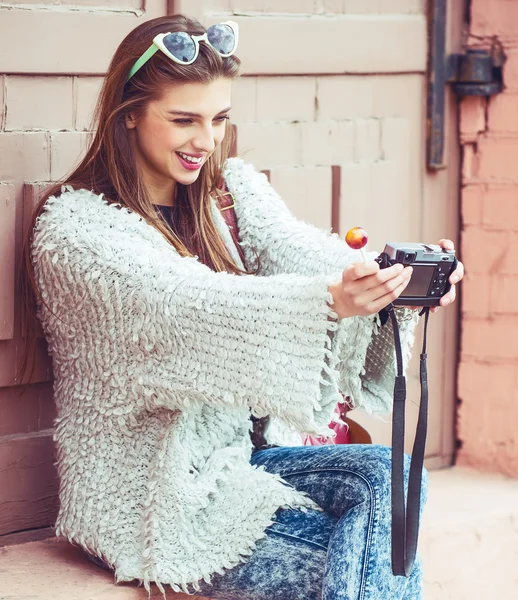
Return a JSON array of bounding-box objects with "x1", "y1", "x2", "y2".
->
[{"x1": 458, "y1": 0, "x2": 518, "y2": 477}]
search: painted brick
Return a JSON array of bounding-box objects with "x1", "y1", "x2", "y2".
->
[
  {"x1": 0, "y1": 184, "x2": 15, "y2": 340},
  {"x1": 231, "y1": 0, "x2": 263, "y2": 12},
  {"x1": 256, "y1": 76, "x2": 315, "y2": 122},
  {"x1": 460, "y1": 96, "x2": 486, "y2": 143},
  {"x1": 230, "y1": 76, "x2": 257, "y2": 123},
  {"x1": 338, "y1": 161, "x2": 371, "y2": 238},
  {"x1": 317, "y1": 75, "x2": 375, "y2": 120},
  {"x1": 368, "y1": 159, "x2": 411, "y2": 244},
  {"x1": 458, "y1": 361, "x2": 517, "y2": 410},
  {"x1": 268, "y1": 166, "x2": 332, "y2": 231},
  {"x1": 461, "y1": 317, "x2": 518, "y2": 361},
  {"x1": 354, "y1": 118, "x2": 381, "y2": 162},
  {"x1": 380, "y1": 117, "x2": 409, "y2": 160},
  {"x1": 373, "y1": 75, "x2": 416, "y2": 118},
  {"x1": 5, "y1": 76, "x2": 73, "y2": 131},
  {"x1": 488, "y1": 93, "x2": 518, "y2": 133},
  {"x1": 478, "y1": 136, "x2": 518, "y2": 182},
  {"x1": 500, "y1": 48, "x2": 518, "y2": 92},
  {"x1": 236, "y1": 122, "x2": 301, "y2": 169},
  {"x1": 459, "y1": 409, "x2": 508, "y2": 463},
  {"x1": 461, "y1": 184, "x2": 484, "y2": 226},
  {"x1": 262, "y1": 0, "x2": 315, "y2": 12},
  {"x1": 50, "y1": 132, "x2": 88, "y2": 181},
  {"x1": 300, "y1": 120, "x2": 354, "y2": 166},
  {"x1": 379, "y1": 0, "x2": 425, "y2": 13},
  {"x1": 500, "y1": 234, "x2": 518, "y2": 275},
  {"x1": 482, "y1": 185, "x2": 518, "y2": 231},
  {"x1": 461, "y1": 143, "x2": 479, "y2": 183},
  {"x1": 75, "y1": 76, "x2": 103, "y2": 131},
  {"x1": 345, "y1": 0, "x2": 380, "y2": 13},
  {"x1": 321, "y1": 0, "x2": 344, "y2": 13},
  {"x1": 0, "y1": 133, "x2": 50, "y2": 183},
  {"x1": 0, "y1": 75, "x2": 5, "y2": 130},
  {"x1": 461, "y1": 228, "x2": 510, "y2": 275},
  {"x1": 470, "y1": 0, "x2": 518, "y2": 40},
  {"x1": 209, "y1": 0, "x2": 231, "y2": 10},
  {"x1": 491, "y1": 275, "x2": 518, "y2": 315},
  {"x1": 461, "y1": 273, "x2": 490, "y2": 319}
]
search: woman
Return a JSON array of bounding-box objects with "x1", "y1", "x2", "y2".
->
[{"x1": 21, "y1": 14, "x2": 463, "y2": 600}]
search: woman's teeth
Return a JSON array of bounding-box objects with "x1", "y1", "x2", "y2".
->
[{"x1": 177, "y1": 152, "x2": 203, "y2": 164}]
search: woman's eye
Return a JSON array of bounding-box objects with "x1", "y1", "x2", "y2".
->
[
  {"x1": 173, "y1": 119, "x2": 193, "y2": 125},
  {"x1": 215, "y1": 115, "x2": 230, "y2": 122}
]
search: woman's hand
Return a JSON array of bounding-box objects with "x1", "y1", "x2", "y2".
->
[
  {"x1": 429, "y1": 239, "x2": 464, "y2": 314},
  {"x1": 407, "y1": 239, "x2": 464, "y2": 314},
  {"x1": 328, "y1": 261, "x2": 413, "y2": 319}
]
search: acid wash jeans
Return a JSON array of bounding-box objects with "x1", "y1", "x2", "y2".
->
[
  {"x1": 196, "y1": 444, "x2": 427, "y2": 600},
  {"x1": 85, "y1": 444, "x2": 427, "y2": 599}
]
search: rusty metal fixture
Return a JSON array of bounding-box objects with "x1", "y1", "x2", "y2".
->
[{"x1": 426, "y1": 0, "x2": 505, "y2": 169}]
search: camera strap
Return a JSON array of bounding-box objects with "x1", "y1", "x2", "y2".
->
[{"x1": 386, "y1": 304, "x2": 430, "y2": 577}]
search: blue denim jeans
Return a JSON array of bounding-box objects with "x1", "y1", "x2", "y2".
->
[
  {"x1": 197, "y1": 444, "x2": 427, "y2": 600},
  {"x1": 85, "y1": 444, "x2": 427, "y2": 600}
]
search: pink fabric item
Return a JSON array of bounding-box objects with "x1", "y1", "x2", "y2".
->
[{"x1": 302, "y1": 396, "x2": 352, "y2": 446}]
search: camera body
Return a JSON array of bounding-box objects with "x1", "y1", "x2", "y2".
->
[{"x1": 375, "y1": 243, "x2": 457, "y2": 307}]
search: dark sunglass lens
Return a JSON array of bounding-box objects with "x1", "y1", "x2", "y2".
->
[
  {"x1": 163, "y1": 32, "x2": 196, "y2": 62},
  {"x1": 206, "y1": 24, "x2": 235, "y2": 55}
]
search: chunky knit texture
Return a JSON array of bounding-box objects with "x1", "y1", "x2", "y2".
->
[{"x1": 31, "y1": 158, "x2": 418, "y2": 595}]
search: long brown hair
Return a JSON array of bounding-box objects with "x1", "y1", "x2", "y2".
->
[{"x1": 17, "y1": 15, "x2": 258, "y2": 385}]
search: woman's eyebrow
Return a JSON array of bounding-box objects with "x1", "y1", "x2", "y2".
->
[{"x1": 166, "y1": 106, "x2": 232, "y2": 117}]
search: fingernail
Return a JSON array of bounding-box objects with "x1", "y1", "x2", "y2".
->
[
  {"x1": 406, "y1": 267, "x2": 413, "y2": 277},
  {"x1": 442, "y1": 297, "x2": 451, "y2": 306}
]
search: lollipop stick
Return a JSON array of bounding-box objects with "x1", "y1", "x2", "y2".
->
[{"x1": 360, "y1": 248, "x2": 367, "y2": 262}]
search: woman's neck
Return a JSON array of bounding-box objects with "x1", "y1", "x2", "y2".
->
[{"x1": 141, "y1": 170, "x2": 176, "y2": 207}]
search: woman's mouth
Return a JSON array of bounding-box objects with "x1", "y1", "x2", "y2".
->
[{"x1": 176, "y1": 151, "x2": 204, "y2": 171}]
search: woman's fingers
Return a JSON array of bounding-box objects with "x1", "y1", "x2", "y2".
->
[
  {"x1": 441, "y1": 283, "x2": 456, "y2": 306},
  {"x1": 438, "y1": 238, "x2": 455, "y2": 251},
  {"x1": 449, "y1": 260, "x2": 464, "y2": 285},
  {"x1": 342, "y1": 260, "x2": 380, "y2": 283},
  {"x1": 353, "y1": 267, "x2": 413, "y2": 313},
  {"x1": 344, "y1": 262, "x2": 406, "y2": 291},
  {"x1": 363, "y1": 276, "x2": 414, "y2": 315}
]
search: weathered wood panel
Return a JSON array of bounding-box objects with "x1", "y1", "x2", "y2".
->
[
  {"x1": 0, "y1": 184, "x2": 15, "y2": 341},
  {"x1": 0, "y1": 383, "x2": 55, "y2": 438},
  {"x1": 0, "y1": 433, "x2": 59, "y2": 536}
]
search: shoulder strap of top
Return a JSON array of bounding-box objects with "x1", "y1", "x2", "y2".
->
[{"x1": 216, "y1": 181, "x2": 247, "y2": 266}]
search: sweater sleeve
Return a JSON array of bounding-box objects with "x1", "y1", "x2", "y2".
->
[
  {"x1": 224, "y1": 158, "x2": 419, "y2": 414},
  {"x1": 32, "y1": 190, "x2": 352, "y2": 437}
]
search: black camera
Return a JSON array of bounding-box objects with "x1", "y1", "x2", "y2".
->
[{"x1": 375, "y1": 243, "x2": 457, "y2": 307}]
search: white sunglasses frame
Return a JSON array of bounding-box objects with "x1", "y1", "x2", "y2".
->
[{"x1": 126, "y1": 21, "x2": 239, "y2": 82}]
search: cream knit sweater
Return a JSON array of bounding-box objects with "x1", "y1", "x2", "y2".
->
[{"x1": 32, "y1": 158, "x2": 418, "y2": 595}]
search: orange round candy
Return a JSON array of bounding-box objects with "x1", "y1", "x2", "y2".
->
[{"x1": 345, "y1": 227, "x2": 368, "y2": 250}]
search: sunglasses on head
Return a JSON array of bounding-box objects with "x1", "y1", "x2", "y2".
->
[{"x1": 126, "y1": 21, "x2": 239, "y2": 82}]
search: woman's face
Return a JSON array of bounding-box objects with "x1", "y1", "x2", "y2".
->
[{"x1": 127, "y1": 77, "x2": 232, "y2": 194}]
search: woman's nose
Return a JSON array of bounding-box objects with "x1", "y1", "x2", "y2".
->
[{"x1": 192, "y1": 125, "x2": 216, "y2": 153}]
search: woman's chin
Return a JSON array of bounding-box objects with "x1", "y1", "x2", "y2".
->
[{"x1": 172, "y1": 168, "x2": 203, "y2": 186}]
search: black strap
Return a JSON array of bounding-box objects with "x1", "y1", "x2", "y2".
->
[{"x1": 387, "y1": 305, "x2": 430, "y2": 577}]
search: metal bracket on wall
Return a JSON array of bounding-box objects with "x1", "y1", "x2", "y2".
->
[{"x1": 427, "y1": 0, "x2": 505, "y2": 170}]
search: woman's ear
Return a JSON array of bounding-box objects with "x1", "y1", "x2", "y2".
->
[{"x1": 125, "y1": 112, "x2": 137, "y2": 130}]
